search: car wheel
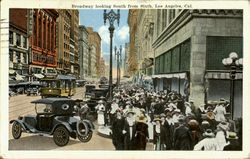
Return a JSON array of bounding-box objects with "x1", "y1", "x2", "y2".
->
[
  {"x1": 12, "y1": 121, "x2": 22, "y2": 139},
  {"x1": 53, "y1": 126, "x2": 69, "y2": 146},
  {"x1": 78, "y1": 131, "x2": 93, "y2": 143}
]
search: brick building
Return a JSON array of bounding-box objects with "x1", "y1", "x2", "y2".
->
[
  {"x1": 29, "y1": 9, "x2": 58, "y2": 75},
  {"x1": 9, "y1": 9, "x2": 29, "y2": 81},
  {"x1": 56, "y1": 9, "x2": 79, "y2": 78}
]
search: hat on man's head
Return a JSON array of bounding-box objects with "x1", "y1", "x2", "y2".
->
[
  {"x1": 203, "y1": 129, "x2": 215, "y2": 138},
  {"x1": 226, "y1": 131, "x2": 238, "y2": 140}
]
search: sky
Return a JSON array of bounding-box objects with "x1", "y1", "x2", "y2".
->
[{"x1": 79, "y1": 9, "x2": 129, "y2": 77}]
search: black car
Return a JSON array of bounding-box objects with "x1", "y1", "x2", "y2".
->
[{"x1": 10, "y1": 98, "x2": 95, "y2": 146}]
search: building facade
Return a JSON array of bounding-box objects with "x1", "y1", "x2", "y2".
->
[
  {"x1": 128, "y1": 9, "x2": 139, "y2": 76},
  {"x1": 88, "y1": 44, "x2": 97, "y2": 78},
  {"x1": 136, "y1": 9, "x2": 155, "y2": 77},
  {"x1": 87, "y1": 27, "x2": 101, "y2": 78},
  {"x1": 152, "y1": 9, "x2": 243, "y2": 119},
  {"x1": 9, "y1": 9, "x2": 29, "y2": 81},
  {"x1": 124, "y1": 43, "x2": 130, "y2": 77},
  {"x1": 100, "y1": 57, "x2": 106, "y2": 78},
  {"x1": 79, "y1": 25, "x2": 89, "y2": 79},
  {"x1": 29, "y1": 9, "x2": 58, "y2": 75},
  {"x1": 56, "y1": 9, "x2": 79, "y2": 78}
]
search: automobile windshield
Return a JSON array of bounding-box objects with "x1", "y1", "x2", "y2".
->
[{"x1": 35, "y1": 103, "x2": 52, "y2": 114}]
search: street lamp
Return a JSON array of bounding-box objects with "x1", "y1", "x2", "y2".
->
[
  {"x1": 103, "y1": 9, "x2": 120, "y2": 101},
  {"x1": 115, "y1": 45, "x2": 122, "y2": 89},
  {"x1": 222, "y1": 52, "x2": 243, "y2": 119}
]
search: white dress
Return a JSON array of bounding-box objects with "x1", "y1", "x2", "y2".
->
[
  {"x1": 215, "y1": 131, "x2": 227, "y2": 150},
  {"x1": 110, "y1": 103, "x2": 119, "y2": 114},
  {"x1": 213, "y1": 105, "x2": 226, "y2": 122},
  {"x1": 96, "y1": 104, "x2": 105, "y2": 125},
  {"x1": 194, "y1": 138, "x2": 219, "y2": 151}
]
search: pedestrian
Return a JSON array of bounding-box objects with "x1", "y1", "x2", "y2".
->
[
  {"x1": 123, "y1": 109, "x2": 137, "y2": 150},
  {"x1": 111, "y1": 109, "x2": 125, "y2": 150},
  {"x1": 188, "y1": 119, "x2": 202, "y2": 149},
  {"x1": 153, "y1": 116, "x2": 165, "y2": 150},
  {"x1": 135, "y1": 114, "x2": 149, "y2": 150},
  {"x1": 173, "y1": 117, "x2": 193, "y2": 150},
  {"x1": 193, "y1": 129, "x2": 218, "y2": 151},
  {"x1": 213, "y1": 100, "x2": 227, "y2": 122},
  {"x1": 215, "y1": 122, "x2": 229, "y2": 150},
  {"x1": 184, "y1": 102, "x2": 193, "y2": 116},
  {"x1": 95, "y1": 100, "x2": 105, "y2": 126},
  {"x1": 223, "y1": 132, "x2": 240, "y2": 151}
]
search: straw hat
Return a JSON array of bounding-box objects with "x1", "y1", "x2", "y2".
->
[
  {"x1": 98, "y1": 100, "x2": 104, "y2": 104},
  {"x1": 153, "y1": 116, "x2": 161, "y2": 122},
  {"x1": 184, "y1": 102, "x2": 191, "y2": 107},
  {"x1": 172, "y1": 109, "x2": 181, "y2": 116},
  {"x1": 203, "y1": 129, "x2": 215, "y2": 137},
  {"x1": 140, "y1": 108, "x2": 146, "y2": 113},
  {"x1": 126, "y1": 109, "x2": 135, "y2": 116},
  {"x1": 160, "y1": 113, "x2": 166, "y2": 118},
  {"x1": 226, "y1": 132, "x2": 239, "y2": 140},
  {"x1": 136, "y1": 114, "x2": 147, "y2": 124},
  {"x1": 217, "y1": 122, "x2": 229, "y2": 131}
]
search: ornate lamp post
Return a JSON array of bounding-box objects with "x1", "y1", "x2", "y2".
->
[
  {"x1": 114, "y1": 45, "x2": 122, "y2": 89},
  {"x1": 103, "y1": 9, "x2": 120, "y2": 100},
  {"x1": 222, "y1": 52, "x2": 243, "y2": 119}
]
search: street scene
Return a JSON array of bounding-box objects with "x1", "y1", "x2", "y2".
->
[{"x1": 8, "y1": 9, "x2": 243, "y2": 151}]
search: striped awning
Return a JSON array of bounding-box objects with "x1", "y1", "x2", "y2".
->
[
  {"x1": 152, "y1": 72, "x2": 187, "y2": 79},
  {"x1": 205, "y1": 72, "x2": 242, "y2": 79}
]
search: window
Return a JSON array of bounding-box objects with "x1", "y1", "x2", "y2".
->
[
  {"x1": 9, "y1": 50, "x2": 13, "y2": 61},
  {"x1": 22, "y1": 36, "x2": 27, "y2": 48},
  {"x1": 16, "y1": 52, "x2": 21, "y2": 63},
  {"x1": 23, "y1": 53, "x2": 27, "y2": 63},
  {"x1": 9, "y1": 31, "x2": 13, "y2": 44},
  {"x1": 16, "y1": 34, "x2": 21, "y2": 46}
]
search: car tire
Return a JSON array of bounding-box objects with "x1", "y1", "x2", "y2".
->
[
  {"x1": 12, "y1": 121, "x2": 22, "y2": 139},
  {"x1": 53, "y1": 126, "x2": 69, "y2": 146},
  {"x1": 78, "y1": 131, "x2": 93, "y2": 143}
]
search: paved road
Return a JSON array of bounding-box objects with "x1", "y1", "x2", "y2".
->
[{"x1": 8, "y1": 87, "x2": 153, "y2": 150}]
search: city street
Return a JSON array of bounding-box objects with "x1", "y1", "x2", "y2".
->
[{"x1": 8, "y1": 87, "x2": 153, "y2": 150}]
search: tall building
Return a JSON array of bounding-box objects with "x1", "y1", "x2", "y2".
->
[
  {"x1": 29, "y1": 9, "x2": 58, "y2": 75},
  {"x1": 56, "y1": 9, "x2": 79, "y2": 78},
  {"x1": 128, "y1": 9, "x2": 139, "y2": 76},
  {"x1": 152, "y1": 9, "x2": 243, "y2": 119},
  {"x1": 136, "y1": 10, "x2": 155, "y2": 77},
  {"x1": 9, "y1": 9, "x2": 29, "y2": 81},
  {"x1": 100, "y1": 57, "x2": 106, "y2": 77},
  {"x1": 87, "y1": 27, "x2": 101, "y2": 78},
  {"x1": 79, "y1": 25, "x2": 89, "y2": 79}
]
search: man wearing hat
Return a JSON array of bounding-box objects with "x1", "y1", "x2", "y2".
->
[
  {"x1": 193, "y1": 129, "x2": 218, "y2": 151},
  {"x1": 135, "y1": 114, "x2": 149, "y2": 150},
  {"x1": 173, "y1": 117, "x2": 192, "y2": 150},
  {"x1": 123, "y1": 109, "x2": 137, "y2": 150},
  {"x1": 111, "y1": 109, "x2": 125, "y2": 150},
  {"x1": 223, "y1": 132, "x2": 241, "y2": 151}
]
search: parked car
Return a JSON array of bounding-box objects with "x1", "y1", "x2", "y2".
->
[{"x1": 10, "y1": 98, "x2": 95, "y2": 146}]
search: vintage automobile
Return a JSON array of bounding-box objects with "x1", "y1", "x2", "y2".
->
[{"x1": 10, "y1": 98, "x2": 95, "y2": 146}]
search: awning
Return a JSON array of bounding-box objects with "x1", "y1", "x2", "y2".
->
[
  {"x1": 205, "y1": 72, "x2": 242, "y2": 80},
  {"x1": 152, "y1": 72, "x2": 187, "y2": 79},
  {"x1": 34, "y1": 74, "x2": 44, "y2": 79}
]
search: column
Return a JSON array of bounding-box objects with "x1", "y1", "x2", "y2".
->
[
  {"x1": 36, "y1": 10, "x2": 39, "y2": 46},
  {"x1": 50, "y1": 20, "x2": 52, "y2": 51},
  {"x1": 44, "y1": 15, "x2": 47, "y2": 51},
  {"x1": 41, "y1": 11, "x2": 44, "y2": 49},
  {"x1": 189, "y1": 33, "x2": 207, "y2": 108}
]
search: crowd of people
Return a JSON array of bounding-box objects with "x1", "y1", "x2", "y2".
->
[{"x1": 94, "y1": 83, "x2": 242, "y2": 151}]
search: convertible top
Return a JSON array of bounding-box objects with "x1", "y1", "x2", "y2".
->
[{"x1": 31, "y1": 98, "x2": 73, "y2": 104}]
